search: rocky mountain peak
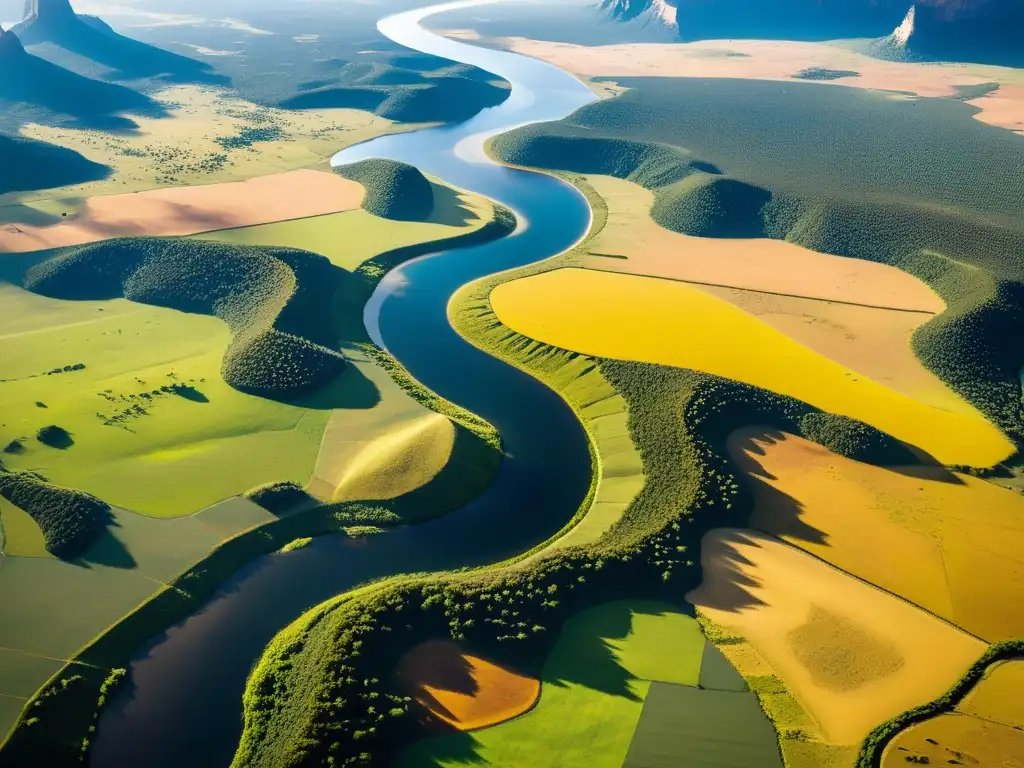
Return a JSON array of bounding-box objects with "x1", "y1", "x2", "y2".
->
[
  {"x1": 22, "y1": 0, "x2": 77, "y2": 23},
  {"x1": 0, "y1": 27, "x2": 27, "y2": 58}
]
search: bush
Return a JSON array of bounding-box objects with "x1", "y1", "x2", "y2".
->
[
  {"x1": 244, "y1": 481, "x2": 317, "y2": 516},
  {"x1": 36, "y1": 425, "x2": 73, "y2": 449},
  {"x1": 0, "y1": 471, "x2": 108, "y2": 559}
]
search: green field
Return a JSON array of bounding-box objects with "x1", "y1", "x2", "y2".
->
[
  {"x1": 623, "y1": 684, "x2": 782, "y2": 768},
  {"x1": 397, "y1": 600, "x2": 708, "y2": 768}
]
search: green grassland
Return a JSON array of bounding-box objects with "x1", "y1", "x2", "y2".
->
[
  {"x1": 397, "y1": 600, "x2": 706, "y2": 768},
  {"x1": 0, "y1": 282, "x2": 330, "y2": 517},
  {"x1": 622, "y1": 683, "x2": 782, "y2": 768},
  {"x1": 490, "y1": 76, "x2": 1024, "y2": 441}
]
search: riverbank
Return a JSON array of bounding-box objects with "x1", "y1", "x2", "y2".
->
[{"x1": 0, "y1": 200, "x2": 513, "y2": 768}]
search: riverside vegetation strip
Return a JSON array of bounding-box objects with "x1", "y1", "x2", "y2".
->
[{"x1": 0, "y1": 162, "x2": 515, "y2": 766}]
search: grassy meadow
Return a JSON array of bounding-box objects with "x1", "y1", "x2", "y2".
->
[{"x1": 397, "y1": 600, "x2": 731, "y2": 768}]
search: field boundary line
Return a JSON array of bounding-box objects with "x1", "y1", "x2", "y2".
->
[{"x1": 582, "y1": 266, "x2": 940, "y2": 315}]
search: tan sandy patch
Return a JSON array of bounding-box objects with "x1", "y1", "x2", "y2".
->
[
  {"x1": 686, "y1": 528, "x2": 984, "y2": 745},
  {"x1": 730, "y1": 428, "x2": 1024, "y2": 642},
  {"x1": 397, "y1": 640, "x2": 539, "y2": 731},
  {"x1": 968, "y1": 82, "x2": 1024, "y2": 135},
  {"x1": 882, "y1": 712, "x2": 1024, "y2": 768},
  {"x1": 498, "y1": 37, "x2": 1024, "y2": 132},
  {"x1": 0, "y1": 170, "x2": 365, "y2": 253},
  {"x1": 958, "y1": 660, "x2": 1024, "y2": 729},
  {"x1": 699, "y1": 286, "x2": 955, "y2": 411},
  {"x1": 585, "y1": 176, "x2": 943, "y2": 312}
]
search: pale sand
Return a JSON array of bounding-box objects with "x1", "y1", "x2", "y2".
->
[
  {"x1": 959, "y1": 661, "x2": 1024, "y2": 729},
  {"x1": 498, "y1": 37, "x2": 1024, "y2": 132},
  {"x1": 687, "y1": 528, "x2": 985, "y2": 745},
  {"x1": 0, "y1": 170, "x2": 365, "y2": 253},
  {"x1": 730, "y1": 428, "x2": 1024, "y2": 642},
  {"x1": 585, "y1": 176, "x2": 944, "y2": 313},
  {"x1": 398, "y1": 640, "x2": 540, "y2": 731},
  {"x1": 968, "y1": 82, "x2": 1024, "y2": 135}
]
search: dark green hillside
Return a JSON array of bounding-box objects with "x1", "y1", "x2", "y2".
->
[
  {"x1": 504, "y1": 78, "x2": 1024, "y2": 224},
  {"x1": 13, "y1": 0, "x2": 221, "y2": 84},
  {"x1": 492, "y1": 77, "x2": 1024, "y2": 437},
  {"x1": 335, "y1": 159, "x2": 434, "y2": 221},
  {"x1": 281, "y1": 75, "x2": 508, "y2": 124},
  {"x1": 0, "y1": 469, "x2": 108, "y2": 559},
  {"x1": 0, "y1": 28, "x2": 162, "y2": 129},
  {"x1": 0, "y1": 133, "x2": 110, "y2": 194},
  {"x1": 24, "y1": 238, "x2": 347, "y2": 400}
]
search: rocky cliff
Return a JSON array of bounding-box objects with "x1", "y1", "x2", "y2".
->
[{"x1": 602, "y1": 0, "x2": 1024, "y2": 65}]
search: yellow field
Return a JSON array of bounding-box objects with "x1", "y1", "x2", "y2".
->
[
  {"x1": 959, "y1": 660, "x2": 1024, "y2": 728},
  {"x1": 731, "y1": 429, "x2": 1024, "y2": 641},
  {"x1": 882, "y1": 713, "x2": 1024, "y2": 767},
  {"x1": 687, "y1": 528, "x2": 985, "y2": 745},
  {"x1": 397, "y1": 640, "x2": 540, "y2": 731},
  {"x1": 490, "y1": 267, "x2": 1010, "y2": 466}
]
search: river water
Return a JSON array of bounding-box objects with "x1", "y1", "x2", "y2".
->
[{"x1": 91, "y1": 2, "x2": 597, "y2": 766}]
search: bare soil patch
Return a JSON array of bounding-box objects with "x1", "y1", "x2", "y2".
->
[
  {"x1": 397, "y1": 640, "x2": 539, "y2": 731},
  {"x1": 0, "y1": 170, "x2": 364, "y2": 253}
]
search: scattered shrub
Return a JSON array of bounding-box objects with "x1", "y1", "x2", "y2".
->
[
  {"x1": 0, "y1": 470, "x2": 108, "y2": 558},
  {"x1": 36, "y1": 425, "x2": 73, "y2": 449}
]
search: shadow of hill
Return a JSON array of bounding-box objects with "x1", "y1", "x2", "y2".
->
[
  {"x1": 546, "y1": 600, "x2": 684, "y2": 701},
  {"x1": 0, "y1": 30, "x2": 166, "y2": 127},
  {"x1": 0, "y1": 133, "x2": 110, "y2": 195},
  {"x1": 14, "y1": 11, "x2": 228, "y2": 85}
]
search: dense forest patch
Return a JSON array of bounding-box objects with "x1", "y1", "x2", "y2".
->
[
  {"x1": 335, "y1": 159, "x2": 435, "y2": 221},
  {"x1": 0, "y1": 470, "x2": 108, "y2": 559}
]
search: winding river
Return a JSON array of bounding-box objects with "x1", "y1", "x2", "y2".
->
[{"x1": 91, "y1": 2, "x2": 597, "y2": 765}]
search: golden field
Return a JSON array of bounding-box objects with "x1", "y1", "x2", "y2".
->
[{"x1": 489, "y1": 266, "x2": 1011, "y2": 466}]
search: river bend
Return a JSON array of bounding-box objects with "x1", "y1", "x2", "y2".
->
[{"x1": 92, "y1": 2, "x2": 597, "y2": 765}]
